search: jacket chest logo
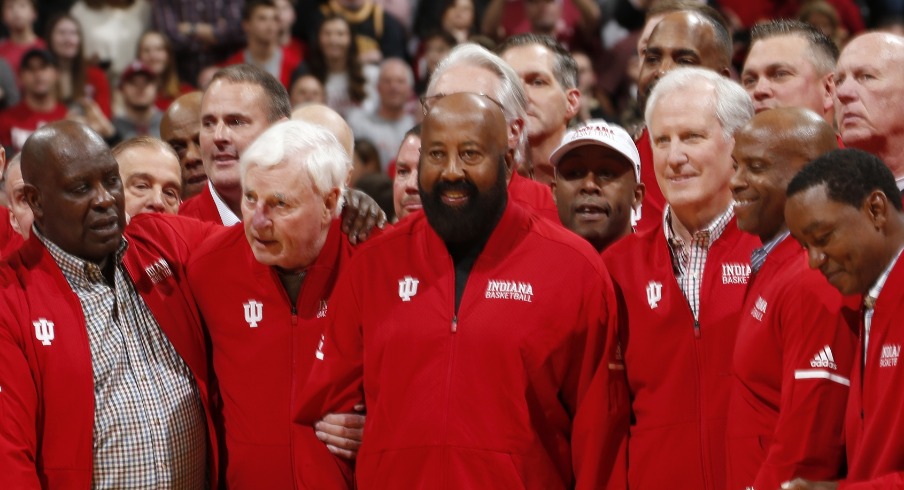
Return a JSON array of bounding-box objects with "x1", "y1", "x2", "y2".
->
[
  {"x1": 243, "y1": 300, "x2": 263, "y2": 328},
  {"x1": 33, "y1": 318, "x2": 54, "y2": 346},
  {"x1": 880, "y1": 344, "x2": 901, "y2": 368},
  {"x1": 144, "y1": 257, "x2": 172, "y2": 284},
  {"x1": 721, "y1": 262, "x2": 750, "y2": 285},
  {"x1": 398, "y1": 276, "x2": 419, "y2": 301},
  {"x1": 750, "y1": 296, "x2": 767, "y2": 321},
  {"x1": 646, "y1": 281, "x2": 662, "y2": 309},
  {"x1": 485, "y1": 279, "x2": 534, "y2": 303},
  {"x1": 317, "y1": 300, "x2": 328, "y2": 319}
]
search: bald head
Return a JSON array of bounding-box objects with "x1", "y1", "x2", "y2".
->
[
  {"x1": 835, "y1": 32, "x2": 904, "y2": 176},
  {"x1": 637, "y1": 10, "x2": 732, "y2": 110},
  {"x1": 22, "y1": 121, "x2": 126, "y2": 264},
  {"x1": 160, "y1": 91, "x2": 207, "y2": 199},
  {"x1": 291, "y1": 103, "x2": 355, "y2": 157},
  {"x1": 731, "y1": 107, "x2": 837, "y2": 241}
]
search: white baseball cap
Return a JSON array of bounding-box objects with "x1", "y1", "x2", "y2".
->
[{"x1": 549, "y1": 119, "x2": 641, "y2": 182}]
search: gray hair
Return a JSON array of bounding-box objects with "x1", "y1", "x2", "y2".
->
[
  {"x1": 645, "y1": 67, "x2": 753, "y2": 141},
  {"x1": 240, "y1": 120, "x2": 350, "y2": 216},
  {"x1": 427, "y1": 43, "x2": 529, "y2": 167}
]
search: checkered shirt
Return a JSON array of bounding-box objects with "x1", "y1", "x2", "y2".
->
[
  {"x1": 38, "y1": 230, "x2": 207, "y2": 489},
  {"x1": 663, "y1": 206, "x2": 734, "y2": 321}
]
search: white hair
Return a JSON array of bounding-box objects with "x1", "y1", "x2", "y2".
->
[
  {"x1": 428, "y1": 43, "x2": 529, "y2": 167},
  {"x1": 240, "y1": 120, "x2": 350, "y2": 216},
  {"x1": 645, "y1": 67, "x2": 754, "y2": 141}
]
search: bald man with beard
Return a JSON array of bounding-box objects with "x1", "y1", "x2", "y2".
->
[
  {"x1": 727, "y1": 108, "x2": 857, "y2": 490},
  {"x1": 297, "y1": 92, "x2": 627, "y2": 489}
]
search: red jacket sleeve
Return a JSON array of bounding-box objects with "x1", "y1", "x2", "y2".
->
[
  {"x1": 573, "y1": 263, "x2": 630, "y2": 490},
  {"x1": 753, "y1": 274, "x2": 855, "y2": 490},
  {"x1": 0, "y1": 281, "x2": 41, "y2": 489},
  {"x1": 296, "y1": 262, "x2": 365, "y2": 424}
]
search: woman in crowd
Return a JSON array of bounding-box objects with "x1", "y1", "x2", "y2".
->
[
  {"x1": 293, "y1": 14, "x2": 377, "y2": 118},
  {"x1": 136, "y1": 30, "x2": 192, "y2": 111},
  {"x1": 45, "y1": 13, "x2": 112, "y2": 117}
]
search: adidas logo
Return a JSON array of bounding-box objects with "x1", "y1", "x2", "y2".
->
[{"x1": 810, "y1": 345, "x2": 837, "y2": 371}]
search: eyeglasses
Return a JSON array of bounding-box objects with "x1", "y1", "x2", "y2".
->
[{"x1": 419, "y1": 92, "x2": 506, "y2": 116}]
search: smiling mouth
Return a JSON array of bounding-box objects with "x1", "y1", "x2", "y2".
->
[
  {"x1": 575, "y1": 203, "x2": 608, "y2": 219},
  {"x1": 440, "y1": 189, "x2": 471, "y2": 205}
]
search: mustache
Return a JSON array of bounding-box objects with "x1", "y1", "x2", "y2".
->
[{"x1": 432, "y1": 179, "x2": 478, "y2": 197}]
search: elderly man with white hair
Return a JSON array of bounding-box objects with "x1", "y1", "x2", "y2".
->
[
  {"x1": 602, "y1": 67, "x2": 759, "y2": 490},
  {"x1": 184, "y1": 120, "x2": 360, "y2": 489}
]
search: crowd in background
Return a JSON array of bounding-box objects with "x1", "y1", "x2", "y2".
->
[{"x1": 0, "y1": 0, "x2": 899, "y2": 221}]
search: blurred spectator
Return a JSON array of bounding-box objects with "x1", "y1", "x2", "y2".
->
[
  {"x1": 294, "y1": 0, "x2": 408, "y2": 64},
  {"x1": 572, "y1": 49, "x2": 612, "y2": 122},
  {"x1": 0, "y1": 48, "x2": 66, "y2": 153},
  {"x1": 151, "y1": 0, "x2": 246, "y2": 85},
  {"x1": 112, "y1": 60, "x2": 162, "y2": 140},
  {"x1": 798, "y1": 0, "x2": 847, "y2": 47},
  {"x1": 0, "y1": 0, "x2": 45, "y2": 74},
  {"x1": 224, "y1": 0, "x2": 300, "y2": 87},
  {"x1": 378, "y1": 0, "x2": 414, "y2": 30},
  {"x1": 346, "y1": 57, "x2": 415, "y2": 170},
  {"x1": 45, "y1": 13, "x2": 112, "y2": 117},
  {"x1": 481, "y1": 0, "x2": 601, "y2": 51},
  {"x1": 441, "y1": 0, "x2": 476, "y2": 43},
  {"x1": 274, "y1": 0, "x2": 305, "y2": 64},
  {"x1": 113, "y1": 135, "x2": 183, "y2": 215},
  {"x1": 0, "y1": 58, "x2": 17, "y2": 109},
  {"x1": 196, "y1": 64, "x2": 219, "y2": 89},
  {"x1": 294, "y1": 14, "x2": 377, "y2": 118},
  {"x1": 137, "y1": 30, "x2": 193, "y2": 111},
  {"x1": 69, "y1": 0, "x2": 151, "y2": 79},
  {"x1": 718, "y1": 0, "x2": 863, "y2": 34},
  {"x1": 288, "y1": 71, "x2": 326, "y2": 106},
  {"x1": 351, "y1": 137, "x2": 381, "y2": 185},
  {"x1": 160, "y1": 91, "x2": 208, "y2": 200},
  {"x1": 415, "y1": 29, "x2": 456, "y2": 95},
  {"x1": 392, "y1": 124, "x2": 421, "y2": 221}
]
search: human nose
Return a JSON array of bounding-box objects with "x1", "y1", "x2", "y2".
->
[
  {"x1": 807, "y1": 246, "x2": 827, "y2": 270},
  {"x1": 579, "y1": 171, "x2": 602, "y2": 194},
  {"x1": 146, "y1": 188, "x2": 166, "y2": 213}
]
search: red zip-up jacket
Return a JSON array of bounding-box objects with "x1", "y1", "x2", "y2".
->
[
  {"x1": 186, "y1": 220, "x2": 354, "y2": 489},
  {"x1": 726, "y1": 235, "x2": 857, "y2": 490},
  {"x1": 0, "y1": 213, "x2": 219, "y2": 489},
  {"x1": 839, "y1": 256, "x2": 904, "y2": 489},
  {"x1": 602, "y1": 215, "x2": 759, "y2": 490},
  {"x1": 508, "y1": 171, "x2": 560, "y2": 223},
  {"x1": 179, "y1": 183, "x2": 223, "y2": 224},
  {"x1": 297, "y1": 202, "x2": 628, "y2": 489}
]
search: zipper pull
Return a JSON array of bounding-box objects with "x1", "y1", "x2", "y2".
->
[
  {"x1": 694, "y1": 319, "x2": 700, "y2": 338},
  {"x1": 451, "y1": 315, "x2": 458, "y2": 333}
]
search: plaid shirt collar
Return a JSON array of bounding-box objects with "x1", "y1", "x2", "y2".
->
[
  {"x1": 34, "y1": 226, "x2": 128, "y2": 287},
  {"x1": 663, "y1": 205, "x2": 734, "y2": 258}
]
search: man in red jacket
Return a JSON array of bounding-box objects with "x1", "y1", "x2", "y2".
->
[
  {"x1": 0, "y1": 120, "x2": 220, "y2": 488},
  {"x1": 782, "y1": 149, "x2": 904, "y2": 489},
  {"x1": 726, "y1": 107, "x2": 856, "y2": 490},
  {"x1": 633, "y1": 7, "x2": 731, "y2": 234},
  {"x1": 187, "y1": 119, "x2": 358, "y2": 489},
  {"x1": 426, "y1": 42, "x2": 561, "y2": 223},
  {"x1": 298, "y1": 92, "x2": 628, "y2": 489},
  {"x1": 602, "y1": 67, "x2": 758, "y2": 490}
]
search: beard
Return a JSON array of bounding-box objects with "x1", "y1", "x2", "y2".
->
[{"x1": 419, "y1": 158, "x2": 508, "y2": 246}]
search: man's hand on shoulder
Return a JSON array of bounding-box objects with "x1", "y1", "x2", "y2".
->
[{"x1": 341, "y1": 189, "x2": 387, "y2": 245}]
